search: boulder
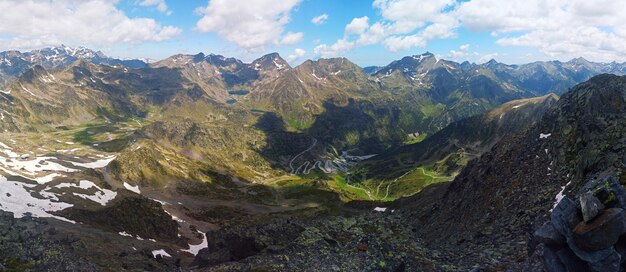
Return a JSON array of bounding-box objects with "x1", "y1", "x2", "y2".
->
[
  {"x1": 534, "y1": 222, "x2": 566, "y2": 247},
  {"x1": 551, "y1": 197, "x2": 579, "y2": 236},
  {"x1": 573, "y1": 208, "x2": 626, "y2": 251},
  {"x1": 538, "y1": 244, "x2": 566, "y2": 272},
  {"x1": 580, "y1": 191, "x2": 604, "y2": 222},
  {"x1": 556, "y1": 248, "x2": 588, "y2": 272},
  {"x1": 553, "y1": 200, "x2": 620, "y2": 268},
  {"x1": 587, "y1": 249, "x2": 621, "y2": 272}
]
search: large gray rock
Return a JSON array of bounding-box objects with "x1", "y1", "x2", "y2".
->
[
  {"x1": 551, "y1": 197, "x2": 579, "y2": 237},
  {"x1": 573, "y1": 208, "x2": 626, "y2": 251},
  {"x1": 534, "y1": 222, "x2": 566, "y2": 247},
  {"x1": 588, "y1": 249, "x2": 621, "y2": 272},
  {"x1": 580, "y1": 191, "x2": 604, "y2": 222},
  {"x1": 538, "y1": 243, "x2": 566, "y2": 272},
  {"x1": 556, "y1": 248, "x2": 588, "y2": 272}
]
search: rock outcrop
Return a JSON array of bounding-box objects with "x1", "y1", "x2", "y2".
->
[{"x1": 535, "y1": 176, "x2": 626, "y2": 271}]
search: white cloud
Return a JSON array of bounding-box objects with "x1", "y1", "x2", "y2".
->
[
  {"x1": 286, "y1": 48, "x2": 306, "y2": 62},
  {"x1": 311, "y1": 0, "x2": 626, "y2": 62},
  {"x1": 316, "y1": 0, "x2": 458, "y2": 57},
  {"x1": 280, "y1": 32, "x2": 304, "y2": 45},
  {"x1": 0, "y1": 0, "x2": 180, "y2": 51},
  {"x1": 373, "y1": 0, "x2": 456, "y2": 33},
  {"x1": 447, "y1": 44, "x2": 471, "y2": 59},
  {"x1": 195, "y1": 0, "x2": 302, "y2": 51},
  {"x1": 314, "y1": 39, "x2": 355, "y2": 58},
  {"x1": 136, "y1": 0, "x2": 171, "y2": 15},
  {"x1": 383, "y1": 35, "x2": 425, "y2": 52},
  {"x1": 345, "y1": 17, "x2": 369, "y2": 35},
  {"x1": 311, "y1": 13, "x2": 329, "y2": 25},
  {"x1": 456, "y1": 0, "x2": 626, "y2": 61}
]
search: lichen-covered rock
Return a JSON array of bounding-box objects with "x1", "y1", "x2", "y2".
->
[{"x1": 579, "y1": 191, "x2": 604, "y2": 222}]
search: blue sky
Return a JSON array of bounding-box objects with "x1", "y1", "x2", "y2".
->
[
  {"x1": 108, "y1": 0, "x2": 537, "y2": 66},
  {"x1": 0, "y1": 0, "x2": 625, "y2": 66}
]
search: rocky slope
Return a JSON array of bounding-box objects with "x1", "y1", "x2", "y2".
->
[
  {"x1": 395, "y1": 74, "x2": 626, "y2": 270},
  {"x1": 186, "y1": 75, "x2": 625, "y2": 271},
  {"x1": 355, "y1": 93, "x2": 559, "y2": 182}
]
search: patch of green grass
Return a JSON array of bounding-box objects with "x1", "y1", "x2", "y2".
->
[
  {"x1": 357, "y1": 165, "x2": 452, "y2": 201},
  {"x1": 73, "y1": 124, "x2": 119, "y2": 145},
  {"x1": 326, "y1": 175, "x2": 371, "y2": 201},
  {"x1": 419, "y1": 102, "x2": 445, "y2": 118}
]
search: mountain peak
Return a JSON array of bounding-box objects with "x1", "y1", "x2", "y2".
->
[
  {"x1": 411, "y1": 52, "x2": 435, "y2": 62},
  {"x1": 192, "y1": 53, "x2": 206, "y2": 62},
  {"x1": 252, "y1": 52, "x2": 290, "y2": 70},
  {"x1": 486, "y1": 59, "x2": 499, "y2": 65},
  {"x1": 205, "y1": 54, "x2": 243, "y2": 67},
  {"x1": 568, "y1": 56, "x2": 593, "y2": 67}
]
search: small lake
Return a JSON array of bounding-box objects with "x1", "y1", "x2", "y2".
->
[
  {"x1": 226, "y1": 99, "x2": 237, "y2": 104},
  {"x1": 250, "y1": 109, "x2": 266, "y2": 113},
  {"x1": 228, "y1": 90, "x2": 249, "y2": 95}
]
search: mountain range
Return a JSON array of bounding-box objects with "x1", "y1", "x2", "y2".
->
[{"x1": 0, "y1": 46, "x2": 623, "y2": 271}]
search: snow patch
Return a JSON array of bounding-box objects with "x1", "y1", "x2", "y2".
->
[
  {"x1": 539, "y1": 133, "x2": 552, "y2": 139},
  {"x1": 152, "y1": 249, "x2": 171, "y2": 258},
  {"x1": 0, "y1": 177, "x2": 74, "y2": 222},
  {"x1": 311, "y1": 72, "x2": 324, "y2": 81},
  {"x1": 273, "y1": 59, "x2": 284, "y2": 69},
  {"x1": 551, "y1": 181, "x2": 572, "y2": 212},
  {"x1": 58, "y1": 180, "x2": 117, "y2": 206},
  {"x1": 69, "y1": 156, "x2": 115, "y2": 168},
  {"x1": 0, "y1": 156, "x2": 77, "y2": 175},
  {"x1": 182, "y1": 231, "x2": 208, "y2": 256},
  {"x1": 20, "y1": 84, "x2": 36, "y2": 97},
  {"x1": 123, "y1": 182, "x2": 141, "y2": 194},
  {"x1": 34, "y1": 173, "x2": 64, "y2": 184},
  {"x1": 374, "y1": 207, "x2": 387, "y2": 212}
]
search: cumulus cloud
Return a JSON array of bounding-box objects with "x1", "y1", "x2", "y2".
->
[
  {"x1": 311, "y1": 13, "x2": 329, "y2": 25},
  {"x1": 286, "y1": 48, "x2": 306, "y2": 62},
  {"x1": 446, "y1": 44, "x2": 480, "y2": 61},
  {"x1": 0, "y1": 0, "x2": 180, "y2": 51},
  {"x1": 345, "y1": 17, "x2": 369, "y2": 35},
  {"x1": 314, "y1": 39, "x2": 355, "y2": 58},
  {"x1": 315, "y1": 0, "x2": 458, "y2": 56},
  {"x1": 136, "y1": 0, "x2": 171, "y2": 15},
  {"x1": 280, "y1": 32, "x2": 304, "y2": 45},
  {"x1": 456, "y1": 0, "x2": 626, "y2": 61},
  {"x1": 195, "y1": 0, "x2": 302, "y2": 51},
  {"x1": 311, "y1": 0, "x2": 626, "y2": 62}
]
